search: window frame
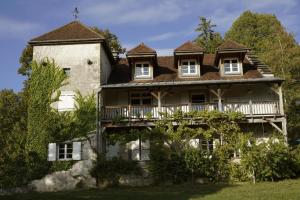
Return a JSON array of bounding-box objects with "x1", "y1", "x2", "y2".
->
[
  {"x1": 181, "y1": 59, "x2": 198, "y2": 76},
  {"x1": 134, "y1": 62, "x2": 151, "y2": 78},
  {"x1": 57, "y1": 143, "x2": 73, "y2": 161},
  {"x1": 130, "y1": 92, "x2": 152, "y2": 105},
  {"x1": 190, "y1": 93, "x2": 206, "y2": 104},
  {"x1": 63, "y1": 68, "x2": 71, "y2": 77},
  {"x1": 223, "y1": 58, "x2": 241, "y2": 75}
]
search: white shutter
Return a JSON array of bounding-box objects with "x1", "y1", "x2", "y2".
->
[
  {"x1": 72, "y1": 142, "x2": 81, "y2": 160},
  {"x1": 58, "y1": 91, "x2": 75, "y2": 111},
  {"x1": 48, "y1": 143, "x2": 57, "y2": 161}
]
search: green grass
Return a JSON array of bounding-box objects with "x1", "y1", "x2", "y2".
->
[{"x1": 2, "y1": 179, "x2": 300, "y2": 200}]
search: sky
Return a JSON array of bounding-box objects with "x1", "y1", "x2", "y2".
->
[{"x1": 0, "y1": 0, "x2": 300, "y2": 92}]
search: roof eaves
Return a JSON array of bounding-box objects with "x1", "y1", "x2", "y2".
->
[{"x1": 101, "y1": 77, "x2": 284, "y2": 89}]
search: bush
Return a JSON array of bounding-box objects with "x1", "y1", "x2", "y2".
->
[
  {"x1": 92, "y1": 157, "x2": 142, "y2": 186},
  {"x1": 241, "y1": 137, "x2": 299, "y2": 182},
  {"x1": 184, "y1": 148, "x2": 211, "y2": 180},
  {"x1": 149, "y1": 142, "x2": 171, "y2": 184},
  {"x1": 49, "y1": 161, "x2": 76, "y2": 173}
]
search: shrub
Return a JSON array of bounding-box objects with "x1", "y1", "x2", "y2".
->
[
  {"x1": 92, "y1": 157, "x2": 142, "y2": 186},
  {"x1": 49, "y1": 161, "x2": 76, "y2": 173}
]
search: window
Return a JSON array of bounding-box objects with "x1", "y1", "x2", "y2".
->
[
  {"x1": 129, "y1": 139, "x2": 150, "y2": 161},
  {"x1": 48, "y1": 142, "x2": 81, "y2": 161},
  {"x1": 224, "y1": 58, "x2": 240, "y2": 74},
  {"x1": 63, "y1": 68, "x2": 71, "y2": 77},
  {"x1": 181, "y1": 60, "x2": 197, "y2": 75},
  {"x1": 201, "y1": 139, "x2": 214, "y2": 153},
  {"x1": 58, "y1": 143, "x2": 73, "y2": 160},
  {"x1": 191, "y1": 94, "x2": 205, "y2": 104},
  {"x1": 135, "y1": 63, "x2": 150, "y2": 78},
  {"x1": 58, "y1": 91, "x2": 75, "y2": 111},
  {"x1": 130, "y1": 92, "x2": 152, "y2": 105}
]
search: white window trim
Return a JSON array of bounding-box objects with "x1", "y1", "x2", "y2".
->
[
  {"x1": 181, "y1": 59, "x2": 198, "y2": 76},
  {"x1": 135, "y1": 62, "x2": 151, "y2": 78},
  {"x1": 223, "y1": 57, "x2": 241, "y2": 75},
  {"x1": 57, "y1": 143, "x2": 73, "y2": 161}
]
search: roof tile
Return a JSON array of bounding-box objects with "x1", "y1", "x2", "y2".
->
[
  {"x1": 127, "y1": 43, "x2": 156, "y2": 55},
  {"x1": 30, "y1": 21, "x2": 104, "y2": 43},
  {"x1": 217, "y1": 40, "x2": 249, "y2": 51},
  {"x1": 174, "y1": 41, "x2": 204, "y2": 52}
]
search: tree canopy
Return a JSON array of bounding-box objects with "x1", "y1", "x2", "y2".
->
[
  {"x1": 194, "y1": 17, "x2": 223, "y2": 53},
  {"x1": 225, "y1": 10, "x2": 300, "y2": 139}
]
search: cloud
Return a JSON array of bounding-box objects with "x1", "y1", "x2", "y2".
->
[
  {"x1": 0, "y1": 16, "x2": 42, "y2": 39},
  {"x1": 156, "y1": 48, "x2": 173, "y2": 56},
  {"x1": 81, "y1": 0, "x2": 185, "y2": 25},
  {"x1": 146, "y1": 29, "x2": 195, "y2": 42}
]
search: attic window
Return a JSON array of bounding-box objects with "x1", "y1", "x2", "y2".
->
[
  {"x1": 224, "y1": 59, "x2": 240, "y2": 74},
  {"x1": 181, "y1": 60, "x2": 197, "y2": 76},
  {"x1": 135, "y1": 63, "x2": 150, "y2": 78}
]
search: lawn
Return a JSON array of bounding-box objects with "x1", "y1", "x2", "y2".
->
[{"x1": 2, "y1": 179, "x2": 300, "y2": 200}]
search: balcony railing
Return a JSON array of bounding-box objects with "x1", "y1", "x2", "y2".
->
[{"x1": 101, "y1": 101, "x2": 280, "y2": 121}]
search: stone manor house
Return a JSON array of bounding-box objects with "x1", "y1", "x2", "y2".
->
[{"x1": 28, "y1": 21, "x2": 287, "y2": 162}]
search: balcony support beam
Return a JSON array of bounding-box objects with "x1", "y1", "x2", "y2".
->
[
  {"x1": 271, "y1": 84, "x2": 284, "y2": 115},
  {"x1": 151, "y1": 91, "x2": 168, "y2": 115},
  {"x1": 210, "y1": 88, "x2": 225, "y2": 112}
]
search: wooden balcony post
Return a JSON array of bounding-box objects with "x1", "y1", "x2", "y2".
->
[
  {"x1": 271, "y1": 83, "x2": 284, "y2": 115},
  {"x1": 217, "y1": 88, "x2": 222, "y2": 112},
  {"x1": 249, "y1": 100, "x2": 253, "y2": 116},
  {"x1": 278, "y1": 85, "x2": 284, "y2": 115}
]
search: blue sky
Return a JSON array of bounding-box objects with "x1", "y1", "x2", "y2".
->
[{"x1": 1, "y1": 0, "x2": 300, "y2": 91}]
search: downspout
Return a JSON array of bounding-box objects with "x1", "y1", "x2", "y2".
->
[{"x1": 96, "y1": 88, "x2": 102, "y2": 155}]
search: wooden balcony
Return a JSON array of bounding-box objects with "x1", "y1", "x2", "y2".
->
[{"x1": 101, "y1": 101, "x2": 280, "y2": 121}]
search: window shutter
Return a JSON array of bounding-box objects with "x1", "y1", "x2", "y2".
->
[
  {"x1": 48, "y1": 143, "x2": 57, "y2": 161},
  {"x1": 72, "y1": 142, "x2": 81, "y2": 160},
  {"x1": 58, "y1": 91, "x2": 75, "y2": 111}
]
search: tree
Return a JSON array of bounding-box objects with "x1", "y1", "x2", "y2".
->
[
  {"x1": 194, "y1": 17, "x2": 223, "y2": 53},
  {"x1": 18, "y1": 44, "x2": 33, "y2": 76},
  {"x1": 92, "y1": 27, "x2": 125, "y2": 54},
  {"x1": 225, "y1": 10, "x2": 300, "y2": 141}
]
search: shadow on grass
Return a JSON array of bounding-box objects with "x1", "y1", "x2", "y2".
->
[{"x1": 1, "y1": 183, "x2": 237, "y2": 200}]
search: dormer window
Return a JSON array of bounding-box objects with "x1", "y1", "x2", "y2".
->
[
  {"x1": 135, "y1": 63, "x2": 150, "y2": 78},
  {"x1": 181, "y1": 60, "x2": 197, "y2": 76},
  {"x1": 224, "y1": 58, "x2": 240, "y2": 74}
]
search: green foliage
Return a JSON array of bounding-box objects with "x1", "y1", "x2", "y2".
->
[
  {"x1": 18, "y1": 44, "x2": 33, "y2": 76},
  {"x1": 92, "y1": 157, "x2": 142, "y2": 186},
  {"x1": 49, "y1": 161, "x2": 76, "y2": 173},
  {"x1": 184, "y1": 148, "x2": 211, "y2": 179},
  {"x1": 240, "y1": 135, "x2": 298, "y2": 183},
  {"x1": 194, "y1": 17, "x2": 223, "y2": 53},
  {"x1": 26, "y1": 59, "x2": 66, "y2": 157},
  {"x1": 225, "y1": 10, "x2": 300, "y2": 140}
]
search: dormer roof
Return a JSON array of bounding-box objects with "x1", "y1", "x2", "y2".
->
[
  {"x1": 174, "y1": 41, "x2": 204, "y2": 54},
  {"x1": 126, "y1": 43, "x2": 156, "y2": 56},
  {"x1": 29, "y1": 21, "x2": 105, "y2": 45},
  {"x1": 217, "y1": 40, "x2": 250, "y2": 52}
]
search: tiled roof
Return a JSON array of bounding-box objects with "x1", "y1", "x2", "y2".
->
[
  {"x1": 174, "y1": 41, "x2": 204, "y2": 52},
  {"x1": 127, "y1": 43, "x2": 156, "y2": 55},
  {"x1": 217, "y1": 40, "x2": 249, "y2": 51},
  {"x1": 107, "y1": 54, "x2": 263, "y2": 85},
  {"x1": 29, "y1": 21, "x2": 105, "y2": 44}
]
